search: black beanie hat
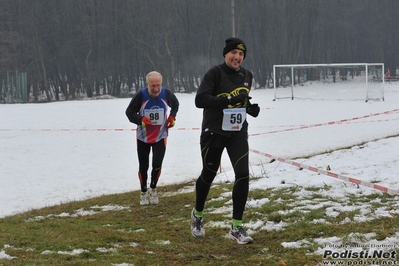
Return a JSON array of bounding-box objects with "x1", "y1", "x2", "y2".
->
[{"x1": 223, "y1": 37, "x2": 247, "y2": 58}]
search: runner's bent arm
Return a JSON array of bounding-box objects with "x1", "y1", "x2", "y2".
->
[
  {"x1": 166, "y1": 89, "x2": 179, "y2": 118},
  {"x1": 195, "y1": 67, "x2": 229, "y2": 109},
  {"x1": 125, "y1": 91, "x2": 144, "y2": 125}
]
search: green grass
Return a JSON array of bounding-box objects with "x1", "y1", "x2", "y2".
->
[{"x1": 1, "y1": 181, "x2": 399, "y2": 266}]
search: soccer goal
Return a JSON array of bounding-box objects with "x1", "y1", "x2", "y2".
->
[{"x1": 273, "y1": 63, "x2": 385, "y2": 102}]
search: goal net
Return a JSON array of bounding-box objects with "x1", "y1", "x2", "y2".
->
[{"x1": 273, "y1": 63, "x2": 385, "y2": 101}]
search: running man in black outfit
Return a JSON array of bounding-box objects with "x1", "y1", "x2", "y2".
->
[{"x1": 191, "y1": 38, "x2": 260, "y2": 244}]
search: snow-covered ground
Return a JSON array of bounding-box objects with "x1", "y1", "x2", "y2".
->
[
  {"x1": 1, "y1": 80, "x2": 398, "y2": 219},
  {"x1": 1, "y1": 78, "x2": 399, "y2": 262}
]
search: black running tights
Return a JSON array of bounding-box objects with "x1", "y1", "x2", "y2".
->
[
  {"x1": 195, "y1": 136, "x2": 249, "y2": 220},
  {"x1": 137, "y1": 138, "x2": 166, "y2": 192}
]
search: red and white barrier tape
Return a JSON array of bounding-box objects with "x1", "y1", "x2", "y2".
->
[
  {"x1": 0, "y1": 127, "x2": 201, "y2": 132},
  {"x1": 249, "y1": 108, "x2": 399, "y2": 137},
  {"x1": 0, "y1": 128, "x2": 134, "y2": 132},
  {"x1": 1, "y1": 108, "x2": 397, "y2": 133},
  {"x1": 1, "y1": 117, "x2": 397, "y2": 133},
  {"x1": 250, "y1": 148, "x2": 399, "y2": 195},
  {"x1": 252, "y1": 118, "x2": 399, "y2": 129}
]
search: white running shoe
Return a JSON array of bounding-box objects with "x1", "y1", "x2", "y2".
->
[
  {"x1": 149, "y1": 188, "x2": 159, "y2": 205},
  {"x1": 191, "y1": 208, "x2": 205, "y2": 238},
  {"x1": 140, "y1": 191, "x2": 149, "y2": 205},
  {"x1": 229, "y1": 226, "x2": 253, "y2": 244}
]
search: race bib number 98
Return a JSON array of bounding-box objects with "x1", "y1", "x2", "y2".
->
[
  {"x1": 222, "y1": 108, "x2": 246, "y2": 131},
  {"x1": 144, "y1": 109, "x2": 165, "y2": 125}
]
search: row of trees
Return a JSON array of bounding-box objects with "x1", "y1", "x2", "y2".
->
[{"x1": 0, "y1": 0, "x2": 398, "y2": 102}]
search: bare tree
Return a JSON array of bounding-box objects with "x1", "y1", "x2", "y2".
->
[{"x1": 1, "y1": 0, "x2": 398, "y2": 102}]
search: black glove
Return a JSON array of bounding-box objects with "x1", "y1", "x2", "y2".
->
[
  {"x1": 247, "y1": 103, "x2": 260, "y2": 117},
  {"x1": 229, "y1": 92, "x2": 251, "y2": 107}
]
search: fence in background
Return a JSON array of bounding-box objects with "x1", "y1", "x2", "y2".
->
[{"x1": 0, "y1": 71, "x2": 28, "y2": 103}]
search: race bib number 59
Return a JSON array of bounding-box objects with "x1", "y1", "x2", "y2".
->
[{"x1": 222, "y1": 108, "x2": 246, "y2": 131}]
